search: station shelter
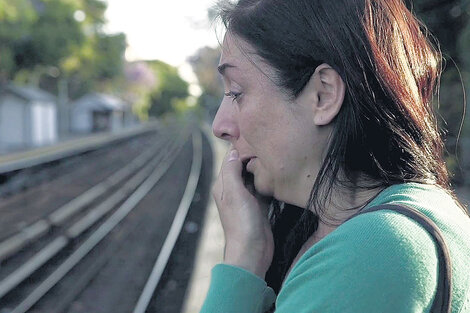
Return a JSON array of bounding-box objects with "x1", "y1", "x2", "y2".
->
[
  {"x1": 70, "y1": 93, "x2": 130, "y2": 134},
  {"x1": 0, "y1": 84, "x2": 58, "y2": 152}
]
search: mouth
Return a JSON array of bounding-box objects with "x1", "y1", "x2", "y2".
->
[
  {"x1": 241, "y1": 156, "x2": 256, "y2": 166},
  {"x1": 241, "y1": 159, "x2": 256, "y2": 192},
  {"x1": 242, "y1": 157, "x2": 256, "y2": 174}
]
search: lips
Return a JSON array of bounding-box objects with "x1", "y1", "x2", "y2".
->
[
  {"x1": 241, "y1": 156, "x2": 256, "y2": 166},
  {"x1": 245, "y1": 157, "x2": 256, "y2": 172}
]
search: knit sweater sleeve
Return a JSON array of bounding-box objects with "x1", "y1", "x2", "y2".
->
[
  {"x1": 199, "y1": 263, "x2": 276, "y2": 313},
  {"x1": 275, "y1": 209, "x2": 439, "y2": 312}
]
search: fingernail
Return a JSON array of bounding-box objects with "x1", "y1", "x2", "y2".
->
[{"x1": 228, "y1": 149, "x2": 239, "y2": 161}]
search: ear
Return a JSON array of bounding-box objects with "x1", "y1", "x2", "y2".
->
[{"x1": 299, "y1": 64, "x2": 345, "y2": 126}]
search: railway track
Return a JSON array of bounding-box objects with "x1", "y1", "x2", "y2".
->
[
  {"x1": 0, "y1": 131, "x2": 164, "y2": 261},
  {"x1": 0, "y1": 129, "x2": 161, "y2": 238},
  {"x1": 0, "y1": 121, "x2": 206, "y2": 313}
]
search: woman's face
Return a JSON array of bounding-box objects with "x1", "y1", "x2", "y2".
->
[{"x1": 212, "y1": 33, "x2": 332, "y2": 208}]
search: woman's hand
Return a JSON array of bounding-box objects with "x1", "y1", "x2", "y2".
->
[{"x1": 212, "y1": 146, "x2": 274, "y2": 279}]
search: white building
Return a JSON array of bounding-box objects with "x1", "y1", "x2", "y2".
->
[
  {"x1": 0, "y1": 84, "x2": 57, "y2": 152},
  {"x1": 70, "y1": 93, "x2": 131, "y2": 133}
]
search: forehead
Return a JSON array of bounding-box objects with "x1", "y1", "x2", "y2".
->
[
  {"x1": 219, "y1": 33, "x2": 274, "y2": 78},
  {"x1": 220, "y1": 33, "x2": 252, "y2": 60}
]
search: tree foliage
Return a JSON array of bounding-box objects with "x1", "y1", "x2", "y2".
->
[
  {"x1": 0, "y1": 0, "x2": 126, "y2": 99},
  {"x1": 0, "y1": 0, "x2": 37, "y2": 78},
  {"x1": 17, "y1": 0, "x2": 84, "y2": 70},
  {"x1": 146, "y1": 60, "x2": 189, "y2": 118}
]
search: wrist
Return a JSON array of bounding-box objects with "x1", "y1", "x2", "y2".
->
[
  {"x1": 223, "y1": 260, "x2": 266, "y2": 279},
  {"x1": 224, "y1": 245, "x2": 267, "y2": 279}
]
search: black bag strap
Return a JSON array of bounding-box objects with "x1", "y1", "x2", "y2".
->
[{"x1": 345, "y1": 203, "x2": 452, "y2": 313}]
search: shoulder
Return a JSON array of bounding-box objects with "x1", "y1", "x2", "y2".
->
[{"x1": 276, "y1": 207, "x2": 438, "y2": 312}]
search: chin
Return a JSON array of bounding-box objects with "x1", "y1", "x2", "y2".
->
[{"x1": 253, "y1": 175, "x2": 274, "y2": 197}]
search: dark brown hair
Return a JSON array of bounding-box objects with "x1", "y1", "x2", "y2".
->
[{"x1": 213, "y1": 0, "x2": 469, "y2": 295}]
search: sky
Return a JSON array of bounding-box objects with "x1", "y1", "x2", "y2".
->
[{"x1": 104, "y1": 0, "x2": 222, "y2": 90}]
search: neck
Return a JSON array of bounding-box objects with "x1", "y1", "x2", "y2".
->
[{"x1": 310, "y1": 180, "x2": 385, "y2": 241}]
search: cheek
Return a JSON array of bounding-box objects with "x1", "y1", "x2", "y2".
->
[
  {"x1": 241, "y1": 105, "x2": 297, "y2": 156},
  {"x1": 240, "y1": 93, "x2": 309, "y2": 163},
  {"x1": 268, "y1": 124, "x2": 314, "y2": 177},
  {"x1": 239, "y1": 107, "x2": 270, "y2": 143}
]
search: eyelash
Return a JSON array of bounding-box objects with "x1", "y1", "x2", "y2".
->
[{"x1": 224, "y1": 91, "x2": 242, "y2": 103}]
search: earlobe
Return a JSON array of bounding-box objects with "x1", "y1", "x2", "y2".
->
[{"x1": 313, "y1": 64, "x2": 345, "y2": 126}]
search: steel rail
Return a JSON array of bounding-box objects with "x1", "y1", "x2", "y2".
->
[
  {"x1": 0, "y1": 134, "x2": 179, "y2": 301},
  {"x1": 132, "y1": 128, "x2": 203, "y2": 313},
  {"x1": 8, "y1": 130, "x2": 190, "y2": 313},
  {"x1": 0, "y1": 131, "x2": 170, "y2": 262}
]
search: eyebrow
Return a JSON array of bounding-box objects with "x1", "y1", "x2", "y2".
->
[{"x1": 217, "y1": 63, "x2": 237, "y2": 76}]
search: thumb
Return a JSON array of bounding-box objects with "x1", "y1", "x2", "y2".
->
[
  {"x1": 225, "y1": 148, "x2": 265, "y2": 202},
  {"x1": 221, "y1": 147, "x2": 249, "y2": 194},
  {"x1": 224, "y1": 148, "x2": 243, "y2": 179},
  {"x1": 219, "y1": 148, "x2": 248, "y2": 201}
]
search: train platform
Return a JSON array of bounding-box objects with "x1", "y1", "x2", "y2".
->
[
  {"x1": 0, "y1": 122, "x2": 159, "y2": 175},
  {"x1": 182, "y1": 124, "x2": 227, "y2": 313}
]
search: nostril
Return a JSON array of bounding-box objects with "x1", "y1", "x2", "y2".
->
[
  {"x1": 212, "y1": 129, "x2": 228, "y2": 140},
  {"x1": 212, "y1": 125, "x2": 222, "y2": 138},
  {"x1": 212, "y1": 118, "x2": 239, "y2": 141},
  {"x1": 212, "y1": 124, "x2": 230, "y2": 140}
]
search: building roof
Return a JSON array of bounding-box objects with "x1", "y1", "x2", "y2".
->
[
  {"x1": 1, "y1": 84, "x2": 57, "y2": 103},
  {"x1": 72, "y1": 93, "x2": 127, "y2": 111}
]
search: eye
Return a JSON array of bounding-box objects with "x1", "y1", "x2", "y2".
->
[{"x1": 224, "y1": 91, "x2": 242, "y2": 103}]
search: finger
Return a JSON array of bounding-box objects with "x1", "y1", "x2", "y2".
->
[
  {"x1": 221, "y1": 147, "x2": 243, "y2": 186},
  {"x1": 212, "y1": 147, "x2": 243, "y2": 203}
]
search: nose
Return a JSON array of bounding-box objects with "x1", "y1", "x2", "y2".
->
[{"x1": 212, "y1": 99, "x2": 239, "y2": 142}]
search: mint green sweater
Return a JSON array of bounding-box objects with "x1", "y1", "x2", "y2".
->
[{"x1": 200, "y1": 183, "x2": 470, "y2": 312}]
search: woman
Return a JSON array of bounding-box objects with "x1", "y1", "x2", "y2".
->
[{"x1": 201, "y1": 0, "x2": 470, "y2": 312}]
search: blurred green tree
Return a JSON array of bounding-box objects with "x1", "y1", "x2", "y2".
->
[
  {"x1": 0, "y1": 0, "x2": 37, "y2": 81},
  {"x1": 0, "y1": 0, "x2": 126, "y2": 99},
  {"x1": 56, "y1": 0, "x2": 126, "y2": 99},
  {"x1": 1, "y1": 0, "x2": 85, "y2": 82},
  {"x1": 147, "y1": 60, "x2": 189, "y2": 118},
  {"x1": 64, "y1": 32, "x2": 126, "y2": 98}
]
